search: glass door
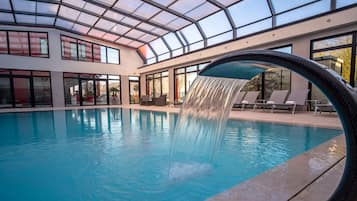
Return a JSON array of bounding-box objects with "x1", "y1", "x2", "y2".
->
[
  {"x1": 13, "y1": 77, "x2": 32, "y2": 107},
  {"x1": 129, "y1": 78, "x2": 140, "y2": 104},
  {"x1": 81, "y1": 79, "x2": 94, "y2": 105},
  {"x1": 95, "y1": 80, "x2": 108, "y2": 105},
  {"x1": 0, "y1": 77, "x2": 13, "y2": 108}
]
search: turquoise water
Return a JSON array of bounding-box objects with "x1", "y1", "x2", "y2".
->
[{"x1": 0, "y1": 108, "x2": 341, "y2": 201}]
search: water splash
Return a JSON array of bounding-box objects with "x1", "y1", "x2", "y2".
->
[{"x1": 168, "y1": 76, "x2": 247, "y2": 180}]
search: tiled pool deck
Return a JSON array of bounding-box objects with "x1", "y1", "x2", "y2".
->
[{"x1": 0, "y1": 104, "x2": 345, "y2": 200}]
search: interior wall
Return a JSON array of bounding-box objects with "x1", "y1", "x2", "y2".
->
[{"x1": 0, "y1": 26, "x2": 143, "y2": 75}]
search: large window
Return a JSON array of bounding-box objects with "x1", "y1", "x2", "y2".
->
[
  {"x1": 0, "y1": 30, "x2": 48, "y2": 58},
  {"x1": 0, "y1": 69, "x2": 52, "y2": 108},
  {"x1": 174, "y1": 62, "x2": 209, "y2": 104},
  {"x1": 311, "y1": 32, "x2": 357, "y2": 102},
  {"x1": 129, "y1": 76, "x2": 140, "y2": 104},
  {"x1": 61, "y1": 35, "x2": 120, "y2": 64},
  {"x1": 146, "y1": 71, "x2": 169, "y2": 100},
  {"x1": 63, "y1": 73, "x2": 121, "y2": 106},
  {"x1": 243, "y1": 45, "x2": 292, "y2": 99}
]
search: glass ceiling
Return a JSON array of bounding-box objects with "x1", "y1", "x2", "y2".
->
[{"x1": 0, "y1": 0, "x2": 356, "y2": 64}]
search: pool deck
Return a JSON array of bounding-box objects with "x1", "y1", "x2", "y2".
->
[{"x1": 0, "y1": 104, "x2": 345, "y2": 200}]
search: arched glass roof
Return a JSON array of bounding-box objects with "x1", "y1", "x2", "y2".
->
[{"x1": 0, "y1": 0, "x2": 356, "y2": 64}]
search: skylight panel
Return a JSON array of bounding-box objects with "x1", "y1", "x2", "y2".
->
[
  {"x1": 150, "y1": 38, "x2": 169, "y2": 55},
  {"x1": 169, "y1": 0, "x2": 205, "y2": 14},
  {"x1": 199, "y1": 11, "x2": 232, "y2": 37},
  {"x1": 88, "y1": 29, "x2": 106, "y2": 38},
  {"x1": 36, "y1": 16, "x2": 55, "y2": 25},
  {"x1": 0, "y1": 0, "x2": 11, "y2": 10},
  {"x1": 77, "y1": 13, "x2": 98, "y2": 26},
  {"x1": 237, "y1": 18, "x2": 272, "y2": 37},
  {"x1": 228, "y1": 0, "x2": 272, "y2": 28},
  {"x1": 116, "y1": 37, "x2": 133, "y2": 45},
  {"x1": 59, "y1": 5, "x2": 80, "y2": 20},
  {"x1": 0, "y1": 13, "x2": 14, "y2": 22},
  {"x1": 111, "y1": 24, "x2": 131, "y2": 35},
  {"x1": 12, "y1": 0, "x2": 36, "y2": 12},
  {"x1": 185, "y1": 2, "x2": 219, "y2": 20},
  {"x1": 72, "y1": 24, "x2": 90, "y2": 33},
  {"x1": 271, "y1": 0, "x2": 314, "y2": 13},
  {"x1": 102, "y1": 33, "x2": 120, "y2": 41},
  {"x1": 36, "y1": 2, "x2": 59, "y2": 15},
  {"x1": 114, "y1": 0, "x2": 142, "y2": 13},
  {"x1": 55, "y1": 18, "x2": 74, "y2": 29},
  {"x1": 151, "y1": 28, "x2": 169, "y2": 36},
  {"x1": 128, "y1": 41, "x2": 144, "y2": 48},
  {"x1": 133, "y1": 3, "x2": 160, "y2": 19},
  {"x1": 83, "y1": 2, "x2": 105, "y2": 15},
  {"x1": 152, "y1": 0, "x2": 175, "y2": 7},
  {"x1": 207, "y1": 31, "x2": 233, "y2": 46},
  {"x1": 121, "y1": 17, "x2": 140, "y2": 26},
  {"x1": 139, "y1": 44, "x2": 155, "y2": 59},
  {"x1": 150, "y1": 11, "x2": 177, "y2": 25},
  {"x1": 337, "y1": 0, "x2": 357, "y2": 8},
  {"x1": 104, "y1": 10, "x2": 125, "y2": 22},
  {"x1": 125, "y1": 29, "x2": 146, "y2": 38},
  {"x1": 16, "y1": 14, "x2": 35, "y2": 24},
  {"x1": 97, "y1": 0, "x2": 117, "y2": 6},
  {"x1": 275, "y1": 0, "x2": 330, "y2": 26},
  {"x1": 95, "y1": 19, "x2": 116, "y2": 30},
  {"x1": 180, "y1": 24, "x2": 203, "y2": 44},
  {"x1": 139, "y1": 34, "x2": 157, "y2": 42},
  {"x1": 137, "y1": 23, "x2": 155, "y2": 32},
  {"x1": 166, "y1": 17, "x2": 190, "y2": 30},
  {"x1": 62, "y1": 0, "x2": 85, "y2": 8},
  {"x1": 216, "y1": 0, "x2": 240, "y2": 6},
  {"x1": 163, "y1": 32, "x2": 182, "y2": 50}
]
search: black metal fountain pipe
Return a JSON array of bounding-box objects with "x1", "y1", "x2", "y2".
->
[{"x1": 199, "y1": 50, "x2": 357, "y2": 201}]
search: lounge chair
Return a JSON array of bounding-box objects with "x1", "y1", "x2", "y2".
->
[
  {"x1": 272, "y1": 89, "x2": 309, "y2": 114},
  {"x1": 235, "y1": 91, "x2": 260, "y2": 110},
  {"x1": 315, "y1": 102, "x2": 336, "y2": 114},
  {"x1": 140, "y1": 95, "x2": 153, "y2": 105},
  {"x1": 253, "y1": 90, "x2": 289, "y2": 111},
  {"x1": 232, "y1": 91, "x2": 246, "y2": 108},
  {"x1": 152, "y1": 95, "x2": 167, "y2": 106}
]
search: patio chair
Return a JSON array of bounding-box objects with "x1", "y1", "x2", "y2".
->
[
  {"x1": 253, "y1": 90, "x2": 289, "y2": 111},
  {"x1": 315, "y1": 102, "x2": 336, "y2": 114},
  {"x1": 153, "y1": 95, "x2": 167, "y2": 106},
  {"x1": 140, "y1": 95, "x2": 153, "y2": 106},
  {"x1": 235, "y1": 91, "x2": 260, "y2": 110},
  {"x1": 272, "y1": 89, "x2": 309, "y2": 114},
  {"x1": 232, "y1": 91, "x2": 246, "y2": 108}
]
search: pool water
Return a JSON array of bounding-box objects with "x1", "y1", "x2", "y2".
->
[{"x1": 0, "y1": 109, "x2": 341, "y2": 201}]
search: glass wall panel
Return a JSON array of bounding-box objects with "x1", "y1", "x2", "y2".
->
[
  {"x1": 107, "y1": 48, "x2": 119, "y2": 64},
  {"x1": 78, "y1": 40, "x2": 93, "y2": 62},
  {"x1": 199, "y1": 11, "x2": 232, "y2": 39},
  {"x1": 186, "y1": 72, "x2": 197, "y2": 92},
  {"x1": 93, "y1": 44, "x2": 107, "y2": 63},
  {"x1": 162, "y1": 76, "x2": 169, "y2": 98},
  {"x1": 147, "y1": 78, "x2": 154, "y2": 96},
  {"x1": 153, "y1": 78, "x2": 161, "y2": 97},
  {"x1": 264, "y1": 68, "x2": 291, "y2": 99},
  {"x1": 96, "y1": 80, "x2": 107, "y2": 105},
  {"x1": 313, "y1": 48, "x2": 352, "y2": 82},
  {"x1": 0, "y1": 31, "x2": 8, "y2": 54},
  {"x1": 64, "y1": 78, "x2": 80, "y2": 106},
  {"x1": 13, "y1": 77, "x2": 31, "y2": 107},
  {"x1": 109, "y1": 79, "x2": 121, "y2": 105},
  {"x1": 312, "y1": 34, "x2": 352, "y2": 50},
  {"x1": 61, "y1": 36, "x2": 77, "y2": 60},
  {"x1": 9, "y1": 32, "x2": 29, "y2": 56},
  {"x1": 29, "y1": 32, "x2": 48, "y2": 57},
  {"x1": 129, "y1": 80, "x2": 140, "y2": 104},
  {"x1": 0, "y1": 77, "x2": 12, "y2": 108},
  {"x1": 81, "y1": 80, "x2": 95, "y2": 105},
  {"x1": 229, "y1": 0, "x2": 271, "y2": 27},
  {"x1": 33, "y1": 76, "x2": 51, "y2": 106},
  {"x1": 175, "y1": 73, "x2": 185, "y2": 104}
]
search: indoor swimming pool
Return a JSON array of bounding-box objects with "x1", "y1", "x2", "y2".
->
[{"x1": 0, "y1": 108, "x2": 341, "y2": 201}]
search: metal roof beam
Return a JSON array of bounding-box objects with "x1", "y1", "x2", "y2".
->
[{"x1": 266, "y1": 0, "x2": 276, "y2": 27}]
